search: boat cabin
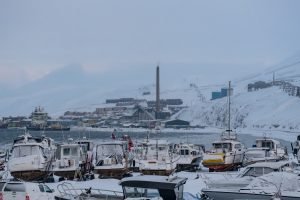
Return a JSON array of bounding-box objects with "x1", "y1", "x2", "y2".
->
[
  {"x1": 56, "y1": 143, "x2": 83, "y2": 168},
  {"x1": 177, "y1": 144, "x2": 204, "y2": 156},
  {"x1": 12, "y1": 143, "x2": 46, "y2": 159},
  {"x1": 95, "y1": 141, "x2": 127, "y2": 166},
  {"x1": 77, "y1": 138, "x2": 93, "y2": 154},
  {"x1": 254, "y1": 138, "x2": 281, "y2": 150},
  {"x1": 211, "y1": 141, "x2": 243, "y2": 153},
  {"x1": 239, "y1": 161, "x2": 293, "y2": 178},
  {"x1": 119, "y1": 175, "x2": 187, "y2": 200}
]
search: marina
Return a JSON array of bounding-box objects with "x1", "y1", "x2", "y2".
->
[
  {"x1": 1, "y1": 1, "x2": 299, "y2": 199},
  {"x1": 0, "y1": 127, "x2": 298, "y2": 200}
]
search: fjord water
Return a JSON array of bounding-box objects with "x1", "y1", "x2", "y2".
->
[{"x1": 0, "y1": 129, "x2": 293, "y2": 152}]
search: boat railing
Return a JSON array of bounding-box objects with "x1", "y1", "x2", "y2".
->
[
  {"x1": 57, "y1": 182, "x2": 123, "y2": 200},
  {"x1": 0, "y1": 170, "x2": 11, "y2": 181},
  {"x1": 221, "y1": 131, "x2": 237, "y2": 140},
  {"x1": 57, "y1": 182, "x2": 80, "y2": 198}
]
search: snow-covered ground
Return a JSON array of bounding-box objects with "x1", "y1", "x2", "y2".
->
[
  {"x1": 44, "y1": 171, "x2": 239, "y2": 199},
  {"x1": 176, "y1": 86, "x2": 300, "y2": 132}
]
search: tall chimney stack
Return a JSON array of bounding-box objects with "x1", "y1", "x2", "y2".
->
[{"x1": 156, "y1": 65, "x2": 160, "y2": 119}]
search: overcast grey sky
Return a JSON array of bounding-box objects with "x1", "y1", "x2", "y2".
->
[{"x1": 0, "y1": 0, "x2": 300, "y2": 87}]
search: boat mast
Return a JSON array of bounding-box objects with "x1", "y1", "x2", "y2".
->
[
  {"x1": 156, "y1": 138, "x2": 159, "y2": 160},
  {"x1": 228, "y1": 81, "x2": 231, "y2": 136}
]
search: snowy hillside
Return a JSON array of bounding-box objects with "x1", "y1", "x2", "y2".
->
[
  {"x1": 0, "y1": 52, "x2": 300, "y2": 133},
  {"x1": 175, "y1": 53, "x2": 300, "y2": 130},
  {"x1": 0, "y1": 63, "x2": 252, "y2": 117},
  {"x1": 176, "y1": 87, "x2": 300, "y2": 130}
]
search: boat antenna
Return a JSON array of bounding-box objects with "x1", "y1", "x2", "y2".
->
[
  {"x1": 156, "y1": 137, "x2": 159, "y2": 161},
  {"x1": 228, "y1": 81, "x2": 231, "y2": 135},
  {"x1": 61, "y1": 123, "x2": 65, "y2": 143}
]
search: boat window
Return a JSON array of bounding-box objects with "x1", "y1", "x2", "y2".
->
[
  {"x1": 158, "y1": 147, "x2": 165, "y2": 151},
  {"x1": 243, "y1": 167, "x2": 264, "y2": 177},
  {"x1": 81, "y1": 145, "x2": 88, "y2": 154},
  {"x1": 175, "y1": 185, "x2": 184, "y2": 200},
  {"x1": 262, "y1": 141, "x2": 273, "y2": 149},
  {"x1": 98, "y1": 144, "x2": 123, "y2": 156},
  {"x1": 0, "y1": 182, "x2": 6, "y2": 191},
  {"x1": 12, "y1": 147, "x2": 20, "y2": 158},
  {"x1": 12, "y1": 145, "x2": 40, "y2": 158},
  {"x1": 263, "y1": 167, "x2": 275, "y2": 174},
  {"x1": 63, "y1": 148, "x2": 71, "y2": 156},
  {"x1": 4, "y1": 183, "x2": 25, "y2": 192},
  {"x1": 43, "y1": 185, "x2": 52, "y2": 193},
  {"x1": 71, "y1": 147, "x2": 78, "y2": 156},
  {"x1": 38, "y1": 184, "x2": 45, "y2": 192},
  {"x1": 30, "y1": 146, "x2": 40, "y2": 156},
  {"x1": 222, "y1": 143, "x2": 232, "y2": 150},
  {"x1": 124, "y1": 187, "x2": 160, "y2": 198},
  {"x1": 185, "y1": 150, "x2": 189, "y2": 155},
  {"x1": 213, "y1": 143, "x2": 222, "y2": 149},
  {"x1": 180, "y1": 149, "x2": 185, "y2": 155},
  {"x1": 213, "y1": 143, "x2": 232, "y2": 151},
  {"x1": 234, "y1": 144, "x2": 241, "y2": 149}
]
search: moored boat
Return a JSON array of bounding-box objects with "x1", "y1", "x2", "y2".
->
[
  {"x1": 119, "y1": 175, "x2": 187, "y2": 200},
  {"x1": 52, "y1": 138, "x2": 94, "y2": 180},
  {"x1": 243, "y1": 137, "x2": 288, "y2": 166},
  {"x1": 206, "y1": 161, "x2": 295, "y2": 190},
  {"x1": 175, "y1": 143, "x2": 205, "y2": 171},
  {"x1": 202, "y1": 81, "x2": 246, "y2": 172},
  {"x1": 202, "y1": 131, "x2": 245, "y2": 171},
  {"x1": 94, "y1": 140, "x2": 130, "y2": 179},
  {"x1": 202, "y1": 171, "x2": 300, "y2": 200},
  {"x1": 8, "y1": 132, "x2": 56, "y2": 181},
  {"x1": 136, "y1": 138, "x2": 180, "y2": 176}
]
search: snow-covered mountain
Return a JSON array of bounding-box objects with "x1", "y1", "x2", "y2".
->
[
  {"x1": 0, "y1": 52, "x2": 300, "y2": 132},
  {"x1": 0, "y1": 62, "x2": 253, "y2": 117}
]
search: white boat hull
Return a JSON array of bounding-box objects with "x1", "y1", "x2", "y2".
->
[
  {"x1": 202, "y1": 189, "x2": 300, "y2": 200},
  {"x1": 9, "y1": 155, "x2": 45, "y2": 172},
  {"x1": 202, "y1": 151, "x2": 244, "y2": 171}
]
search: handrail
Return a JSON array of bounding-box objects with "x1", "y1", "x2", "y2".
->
[
  {"x1": 64, "y1": 188, "x2": 123, "y2": 196},
  {"x1": 57, "y1": 182, "x2": 123, "y2": 199}
]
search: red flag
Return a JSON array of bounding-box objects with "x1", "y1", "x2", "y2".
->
[{"x1": 128, "y1": 136, "x2": 133, "y2": 151}]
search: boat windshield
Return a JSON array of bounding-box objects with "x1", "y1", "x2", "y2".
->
[
  {"x1": 12, "y1": 145, "x2": 41, "y2": 158},
  {"x1": 213, "y1": 143, "x2": 232, "y2": 151},
  {"x1": 80, "y1": 144, "x2": 88, "y2": 154},
  {"x1": 124, "y1": 187, "x2": 160, "y2": 198},
  {"x1": 97, "y1": 144, "x2": 124, "y2": 157},
  {"x1": 242, "y1": 167, "x2": 275, "y2": 177},
  {"x1": 257, "y1": 140, "x2": 274, "y2": 149},
  {"x1": 63, "y1": 147, "x2": 79, "y2": 157}
]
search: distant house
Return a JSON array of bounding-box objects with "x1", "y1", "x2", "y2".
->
[
  {"x1": 164, "y1": 119, "x2": 190, "y2": 129},
  {"x1": 211, "y1": 88, "x2": 233, "y2": 100},
  {"x1": 247, "y1": 81, "x2": 272, "y2": 92},
  {"x1": 106, "y1": 98, "x2": 135, "y2": 104},
  {"x1": 121, "y1": 105, "x2": 155, "y2": 122},
  {"x1": 155, "y1": 111, "x2": 171, "y2": 120},
  {"x1": 147, "y1": 99, "x2": 183, "y2": 108},
  {"x1": 166, "y1": 99, "x2": 183, "y2": 105}
]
